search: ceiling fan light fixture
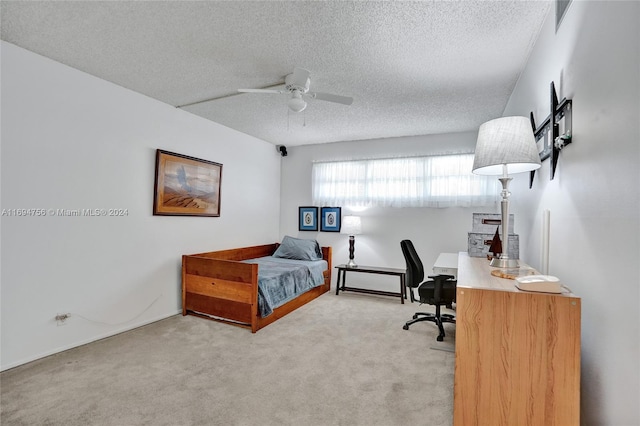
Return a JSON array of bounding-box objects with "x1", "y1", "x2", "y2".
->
[
  {"x1": 288, "y1": 92, "x2": 307, "y2": 113},
  {"x1": 237, "y1": 67, "x2": 351, "y2": 113}
]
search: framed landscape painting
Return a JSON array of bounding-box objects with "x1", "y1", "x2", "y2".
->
[
  {"x1": 320, "y1": 207, "x2": 341, "y2": 232},
  {"x1": 299, "y1": 206, "x2": 319, "y2": 231},
  {"x1": 153, "y1": 149, "x2": 222, "y2": 217}
]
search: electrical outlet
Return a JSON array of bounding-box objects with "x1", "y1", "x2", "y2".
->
[{"x1": 55, "y1": 313, "x2": 70, "y2": 325}]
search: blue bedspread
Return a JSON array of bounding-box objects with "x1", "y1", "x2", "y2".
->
[{"x1": 242, "y1": 256, "x2": 328, "y2": 317}]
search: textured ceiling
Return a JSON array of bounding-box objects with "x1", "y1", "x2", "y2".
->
[{"x1": 1, "y1": 1, "x2": 551, "y2": 146}]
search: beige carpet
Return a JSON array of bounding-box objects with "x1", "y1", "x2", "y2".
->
[{"x1": 1, "y1": 291, "x2": 456, "y2": 426}]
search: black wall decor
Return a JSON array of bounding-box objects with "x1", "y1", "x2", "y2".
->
[{"x1": 529, "y1": 81, "x2": 573, "y2": 188}]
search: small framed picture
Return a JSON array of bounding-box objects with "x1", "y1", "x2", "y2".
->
[
  {"x1": 299, "y1": 206, "x2": 319, "y2": 231},
  {"x1": 320, "y1": 207, "x2": 342, "y2": 232}
]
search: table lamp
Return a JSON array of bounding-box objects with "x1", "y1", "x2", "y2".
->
[
  {"x1": 341, "y1": 215, "x2": 362, "y2": 268},
  {"x1": 472, "y1": 116, "x2": 541, "y2": 268}
]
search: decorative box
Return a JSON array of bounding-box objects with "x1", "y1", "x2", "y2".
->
[
  {"x1": 472, "y1": 213, "x2": 514, "y2": 234},
  {"x1": 468, "y1": 232, "x2": 519, "y2": 259}
]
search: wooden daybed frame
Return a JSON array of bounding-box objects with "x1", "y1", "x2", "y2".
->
[{"x1": 182, "y1": 243, "x2": 332, "y2": 332}]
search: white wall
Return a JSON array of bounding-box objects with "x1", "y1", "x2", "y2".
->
[
  {"x1": 280, "y1": 132, "x2": 509, "y2": 291},
  {"x1": 0, "y1": 42, "x2": 282, "y2": 370},
  {"x1": 503, "y1": 2, "x2": 639, "y2": 424}
]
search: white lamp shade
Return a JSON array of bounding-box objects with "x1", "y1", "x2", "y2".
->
[
  {"x1": 341, "y1": 216, "x2": 362, "y2": 235},
  {"x1": 288, "y1": 96, "x2": 307, "y2": 112},
  {"x1": 472, "y1": 116, "x2": 541, "y2": 175}
]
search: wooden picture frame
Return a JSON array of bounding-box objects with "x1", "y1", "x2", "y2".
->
[
  {"x1": 153, "y1": 149, "x2": 222, "y2": 217},
  {"x1": 299, "y1": 206, "x2": 319, "y2": 231},
  {"x1": 320, "y1": 207, "x2": 342, "y2": 232}
]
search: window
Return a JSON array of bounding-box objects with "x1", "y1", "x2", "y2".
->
[{"x1": 312, "y1": 154, "x2": 497, "y2": 208}]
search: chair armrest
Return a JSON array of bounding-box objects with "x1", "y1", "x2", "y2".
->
[
  {"x1": 427, "y1": 274, "x2": 455, "y2": 281},
  {"x1": 428, "y1": 275, "x2": 456, "y2": 303}
]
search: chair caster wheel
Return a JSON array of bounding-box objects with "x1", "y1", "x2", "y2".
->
[
  {"x1": 403, "y1": 324, "x2": 409, "y2": 330},
  {"x1": 437, "y1": 336, "x2": 444, "y2": 342}
]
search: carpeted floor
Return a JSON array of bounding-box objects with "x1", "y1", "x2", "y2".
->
[{"x1": 1, "y1": 291, "x2": 456, "y2": 426}]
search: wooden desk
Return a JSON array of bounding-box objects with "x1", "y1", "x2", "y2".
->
[
  {"x1": 453, "y1": 252, "x2": 581, "y2": 425},
  {"x1": 335, "y1": 265, "x2": 406, "y2": 304}
]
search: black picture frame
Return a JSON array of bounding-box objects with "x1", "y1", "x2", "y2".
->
[
  {"x1": 298, "y1": 206, "x2": 319, "y2": 231},
  {"x1": 320, "y1": 207, "x2": 342, "y2": 232}
]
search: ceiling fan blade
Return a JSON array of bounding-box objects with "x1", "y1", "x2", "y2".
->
[
  {"x1": 291, "y1": 67, "x2": 311, "y2": 88},
  {"x1": 309, "y1": 91, "x2": 354, "y2": 105},
  {"x1": 238, "y1": 88, "x2": 284, "y2": 94}
]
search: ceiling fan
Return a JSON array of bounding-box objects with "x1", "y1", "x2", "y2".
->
[{"x1": 238, "y1": 67, "x2": 353, "y2": 113}]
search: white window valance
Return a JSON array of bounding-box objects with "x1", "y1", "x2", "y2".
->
[{"x1": 312, "y1": 154, "x2": 497, "y2": 208}]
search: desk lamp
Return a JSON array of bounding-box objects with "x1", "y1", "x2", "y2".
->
[
  {"x1": 472, "y1": 116, "x2": 541, "y2": 268},
  {"x1": 340, "y1": 215, "x2": 362, "y2": 268}
]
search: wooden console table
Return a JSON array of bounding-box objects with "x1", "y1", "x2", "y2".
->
[
  {"x1": 453, "y1": 252, "x2": 581, "y2": 425},
  {"x1": 334, "y1": 265, "x2": 406, "y2": 304}
]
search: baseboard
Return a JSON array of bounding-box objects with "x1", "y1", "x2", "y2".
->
[{"x1": 0, "y1": 310, "x2": 181, "y2": 372}]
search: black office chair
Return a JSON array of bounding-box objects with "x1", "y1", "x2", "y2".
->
[{"x1": 400, "y1": 240, "x2": 456, "y2": 342}]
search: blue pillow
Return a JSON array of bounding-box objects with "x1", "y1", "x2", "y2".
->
[{"x1": 273, "y1": 236, "x2": 322, "y2": 261}]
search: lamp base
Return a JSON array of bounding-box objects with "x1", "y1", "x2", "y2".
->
[
  {"x1": 346, "y1": 259, "x2": 358, "y2": 268},
  {"x1": 489, "y1": 257, "x2": 520, "y2": 268}
]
